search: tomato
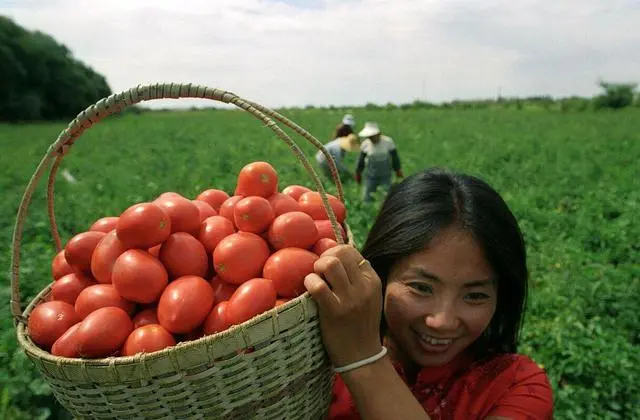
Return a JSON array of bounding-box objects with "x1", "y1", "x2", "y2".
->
[
  {"x1": 112, "y1": 250, "x2": 169, "y2": 304},
  {"x1": 116, "y1": 202, "x2": 171, "y2": 248},
  {"x1": 282, "y1": 185, "x2": 311, "y2": 201},
  {"x1": 203, "y1": 301, "x2": 231, "y2": 335},
  {"x1": 267, "y1": 192, "x2": 300, "y2": 216},
  {"x1": 312, "y1": 238, "x2": 339, "y2": 256},
  {"x1": 157, "y1": 275, "x2": 215, "y2": 334},
  {"x1": 51, "y1": 272, "x2": 95, "y2": 305},
  {"x1": 218, "y1": 195, "x2": 243, "y2": 226},
  {"x1": 233, "y1": 196, "x2": 275, "y2": 234},
  {"x1": 213, "y1": 232, "x2": 270, "y2": 285},
  {"x1": 198, "y1": 216, "x2": 236, "y2": 254},
  {"x1": 263, "y1": 248, "x2": 319, "y2": 298},
  {"x1": 132, "y1": 307, "x2": 159, "y2": 329},
  {"x1": 298, "y1": 192, "x2": 347, "y2": 224},
  {"x1": 90, "y1": 217, "x2": 119, "y2": 233},
  {"x1": 226, "y1": 278, "x2": 277, "y2": 326},
  {"x1": 275, "y1": 298, "x2": 291, "y2": 307},
  {"x1": 159, "y1": 232, "x2": 209, "y2": 279},
  {"x1": 314, "y1": 220, "x2": 346, "y2": 242},
  {"x1": 210, "y1": 275, "x2": 238, "y2": 302},
  {"x1": 157, "y1": 192, "x2": 183, "y2": 200},
  {"x1": 51, "y1": 250, "x2": 74, "y2": 280},
  {"x1": 75, "y1": 307, "x2": 134, "y2": 358},
  {"x1": 267, "y1": 211, "x2": 318, "y2": 250},
  {"x1": 64, "y1": 231, "x2": 107, "y2": 273},
  {"x1": 90, "y1": 230, "x2": 131, "y2": 284},
  {"x1": 121, "y1": 324, "x2": 176, "y2": 356},
  {"x1": 196, "y1": 189, "x2": 230, "y2": 212},
  {"x1": 74, "y1": 284, "x2": 136, "y2": 319},
  {"x1": 51, "y1": 323, "x2": 81, "y2": 357},
  {"x1": 193, "y1": 200, "x2": 217, "y2": 223},
  {"x1": 28, "y1": 301, "x2": 80, "y2": 350},
  {"x1": 154, "y1": 195, "x2": 201, "y2": 235},
  {"x1": 234, "y1": 162, "x2": 278, "y2": 198}
]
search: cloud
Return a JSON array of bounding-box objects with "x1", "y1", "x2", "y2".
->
[{"x1": 1, "y1": 0, "x2": 639, "y2": 109}]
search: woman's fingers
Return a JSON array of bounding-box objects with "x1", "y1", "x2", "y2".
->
[
  {"x1": 313, "y1": 254, "x2": 352, "y2": 297},
  {"x1": 304, "y1": 273, "x2": 338, "y2": 311}
]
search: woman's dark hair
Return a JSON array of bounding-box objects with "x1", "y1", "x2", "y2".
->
[
  {"x1": 333, "y1": 123, "x2": 354, "y2": 139},
  {"x1": 361, "y1": 167, "x2": 528, "y2": 358}
]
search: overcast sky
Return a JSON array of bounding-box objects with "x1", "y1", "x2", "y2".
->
[{"x1": 1, "y1": 0, "x2": 639, "y2": 109}]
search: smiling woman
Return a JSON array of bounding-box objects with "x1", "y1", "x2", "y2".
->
[{"x1": 304, "y1": 167, "x2": 554, "y2": 419}]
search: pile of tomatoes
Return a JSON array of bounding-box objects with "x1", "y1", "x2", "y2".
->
[{"x1": 28, "y1": 161, "x2": 347, "y2": 359}]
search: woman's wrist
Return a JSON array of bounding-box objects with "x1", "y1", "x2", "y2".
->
[{"x1": 333, "y1": 346, "x2": 388, "y2": 373}]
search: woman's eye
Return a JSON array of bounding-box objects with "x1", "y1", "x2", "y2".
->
[
  {"x1": 465, "y1": 292, "x2": 490, "y2": 302},
  {"x1": 408, "y1": 282, "x2": 433, "y2": 294}
]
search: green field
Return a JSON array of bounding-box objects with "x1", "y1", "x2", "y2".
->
[{"x1": 1, "y1": 107, "x2": 639, "y2": 419}]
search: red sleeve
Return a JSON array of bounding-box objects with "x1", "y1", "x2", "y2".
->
[
  {"x1": 487, "y1": 358, "x2": 554, "y2": 420},
  {"x1": 328, "y1": 374, "x2": 360, "y2": 419}
]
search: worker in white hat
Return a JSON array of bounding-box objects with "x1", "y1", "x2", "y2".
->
[{"x1": 355, "y1": 121, "x2": 404, "y2": 202}]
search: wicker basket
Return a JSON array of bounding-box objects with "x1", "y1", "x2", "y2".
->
[{"x1": 10, "y1": 83, "x2": 355, "y2": 420}]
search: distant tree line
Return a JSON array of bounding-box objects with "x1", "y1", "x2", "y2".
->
[{"x1": 0, "y1": 15, "x2": 112, "y2": 122}]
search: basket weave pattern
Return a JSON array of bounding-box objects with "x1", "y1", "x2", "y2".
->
[{"x1": 11, "y1": 83, "x2": 354, "y2": 419}]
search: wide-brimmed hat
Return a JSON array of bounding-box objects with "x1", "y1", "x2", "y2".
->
[
  {"x1": 338, "y1": 133, "x2": 360, "y2": 152},
  {"x1": 342, "y1": 114, "x2": 355, "y2": 127},
  {"x1": 358, "y1": 121, "x2": 380, "y2": 138}
]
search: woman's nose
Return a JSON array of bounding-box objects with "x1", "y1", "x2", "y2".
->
[{"x1": 425, "y1": 305, "x2": 460, "y2": 331}]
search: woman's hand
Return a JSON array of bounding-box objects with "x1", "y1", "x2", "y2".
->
[{"x1": 304, "y1": 245, "x2": 383, "y2": 368}]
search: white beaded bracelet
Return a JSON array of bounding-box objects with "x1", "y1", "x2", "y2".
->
[{"x1": 332, "y1": 346, "x2": 388, "y2": 374}]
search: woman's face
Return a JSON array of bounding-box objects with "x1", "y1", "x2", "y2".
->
[{"x1": 383, "y1": 227, "x2": 497, "y2": 367}]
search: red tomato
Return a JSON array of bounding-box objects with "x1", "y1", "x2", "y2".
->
[
  {"x1": 298, "y1": 192, "x2": 347, "y2": 224},
  {"x1": 64, "y1": 231, "x2": 107, "y2": 273},
  {"x1": 234, "y1": 162, "x2": 278, "y2": 198},
  {"x1": 213, "y1": 232, "x2": 270, "y2": 285},
  {"x1": 51, "y1": 250, "x2": 74, "y2": 280},
  {"x1": 233, "y1": 196, "x2": 275, "y2": 234},
  {"x1": 157, "y1": 276, "x2": 215, "y2": 334},
  {"x1": 263, "y1": 248, "x2": 319, "y2": 298},
  {"x1": 218, "y1": 195, "x2": 243, "y2": 226},
  {"x1": 74, "y1": 284, "x2": 135, "y2": 319},
  {"x1": 196, "y1": 189, "x2": 230, "y2": 212},
  {"x1": 116, "y1": 202, "x2": 171, "y2": 249},
  {"x1": 282, "y1": 185, "x2": 312, "y2": 201},
  {"x1": 210, "y1": 275, "x2": 238, "y2": 302},
  {"x1": 28, "y1": 301, "x2": 80, "y2": 350},
  {"x1": 90, "y1": 217, "x2": 119, "y2": 233},
  {"x1": 267, "y1": 192, "x2": 300, "y2": 216},
  {"x1": 267, "y1": 211, "x2": 318, "y2": 250},
  {"x1": 121, "y1": 324, "x2": 176, "y2": 356},
  {"x1": 198, "y1": 216, "x2": 236, "y2": 254},
  {"x1": 148, "y1": 244, "x2": 161, "y2": 257},
  {"x1": 275, "y1": 298, "x2": 291, "y2": 307},
  {"x1": 132, "y1": 307, "x2": 159, "y2": 329},
  {"x1": 203, "y1": 301, "x2": 231, "y2": 335},
  {"x1": 157, "y1": 192, "x2": 184, "y2": 200},
  {"x1": 154, "y1": 195, "x2": 200, "y2": 235},
  {"x1": 112, "y1": 250, "x2": 169, "y2": 304},
  {"x1": 90, "y1": 230, "x2": 131, "y2": 284},
  {"x1": 193, "y1": 200, "x2": 217, "y2": 222},
  {"x1": 51, "y1": 323, "x2": 81, "y2": 357},
  {"x1": 312, "y1": 238, "x2": 339, "y2": 255},
  {"x1": 51, "y1": 272, "x2": 95, "y2": 305},
  {"x1": 75, "y1": 307, "x2": 134, "y2": 358},
  {"x1": 226, "y1": 278, "x2": 277, "y2": 326},
  {"x1": 314, "y1": 220, "x2": 346, "y2": 242},
  {"x1": 159, "y1": 232, "x2": 209, "y2": 279}
]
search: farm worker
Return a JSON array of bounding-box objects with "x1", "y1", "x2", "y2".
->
[
  {"x1": 304, "y1": 168, "x2": 554, "y2": 419},
  {"x1": 354, "y1": 122, "x2": 404, "y2": 202},
  {"x1": 315, "y1": 119, "x2": 360, "y2": 181}
]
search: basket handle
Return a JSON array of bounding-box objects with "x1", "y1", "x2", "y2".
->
[{"x1": 11, "y1": 83, "x2": 347, "y2": 324}]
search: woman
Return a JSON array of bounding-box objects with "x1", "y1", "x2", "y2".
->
[
  {"x1": 315, "y1": 120, "x2": 360, "y2": 182},
  {"x1": 355, "y1": 122, "x2": 404, "y2": 203},
  {"x1": 304, "y1": 168, "x2": 554, "y2": 419}
]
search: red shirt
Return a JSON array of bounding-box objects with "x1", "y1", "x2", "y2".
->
[{"x1": 329, "y1": 352, "x2": 554, "y2": 419}]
